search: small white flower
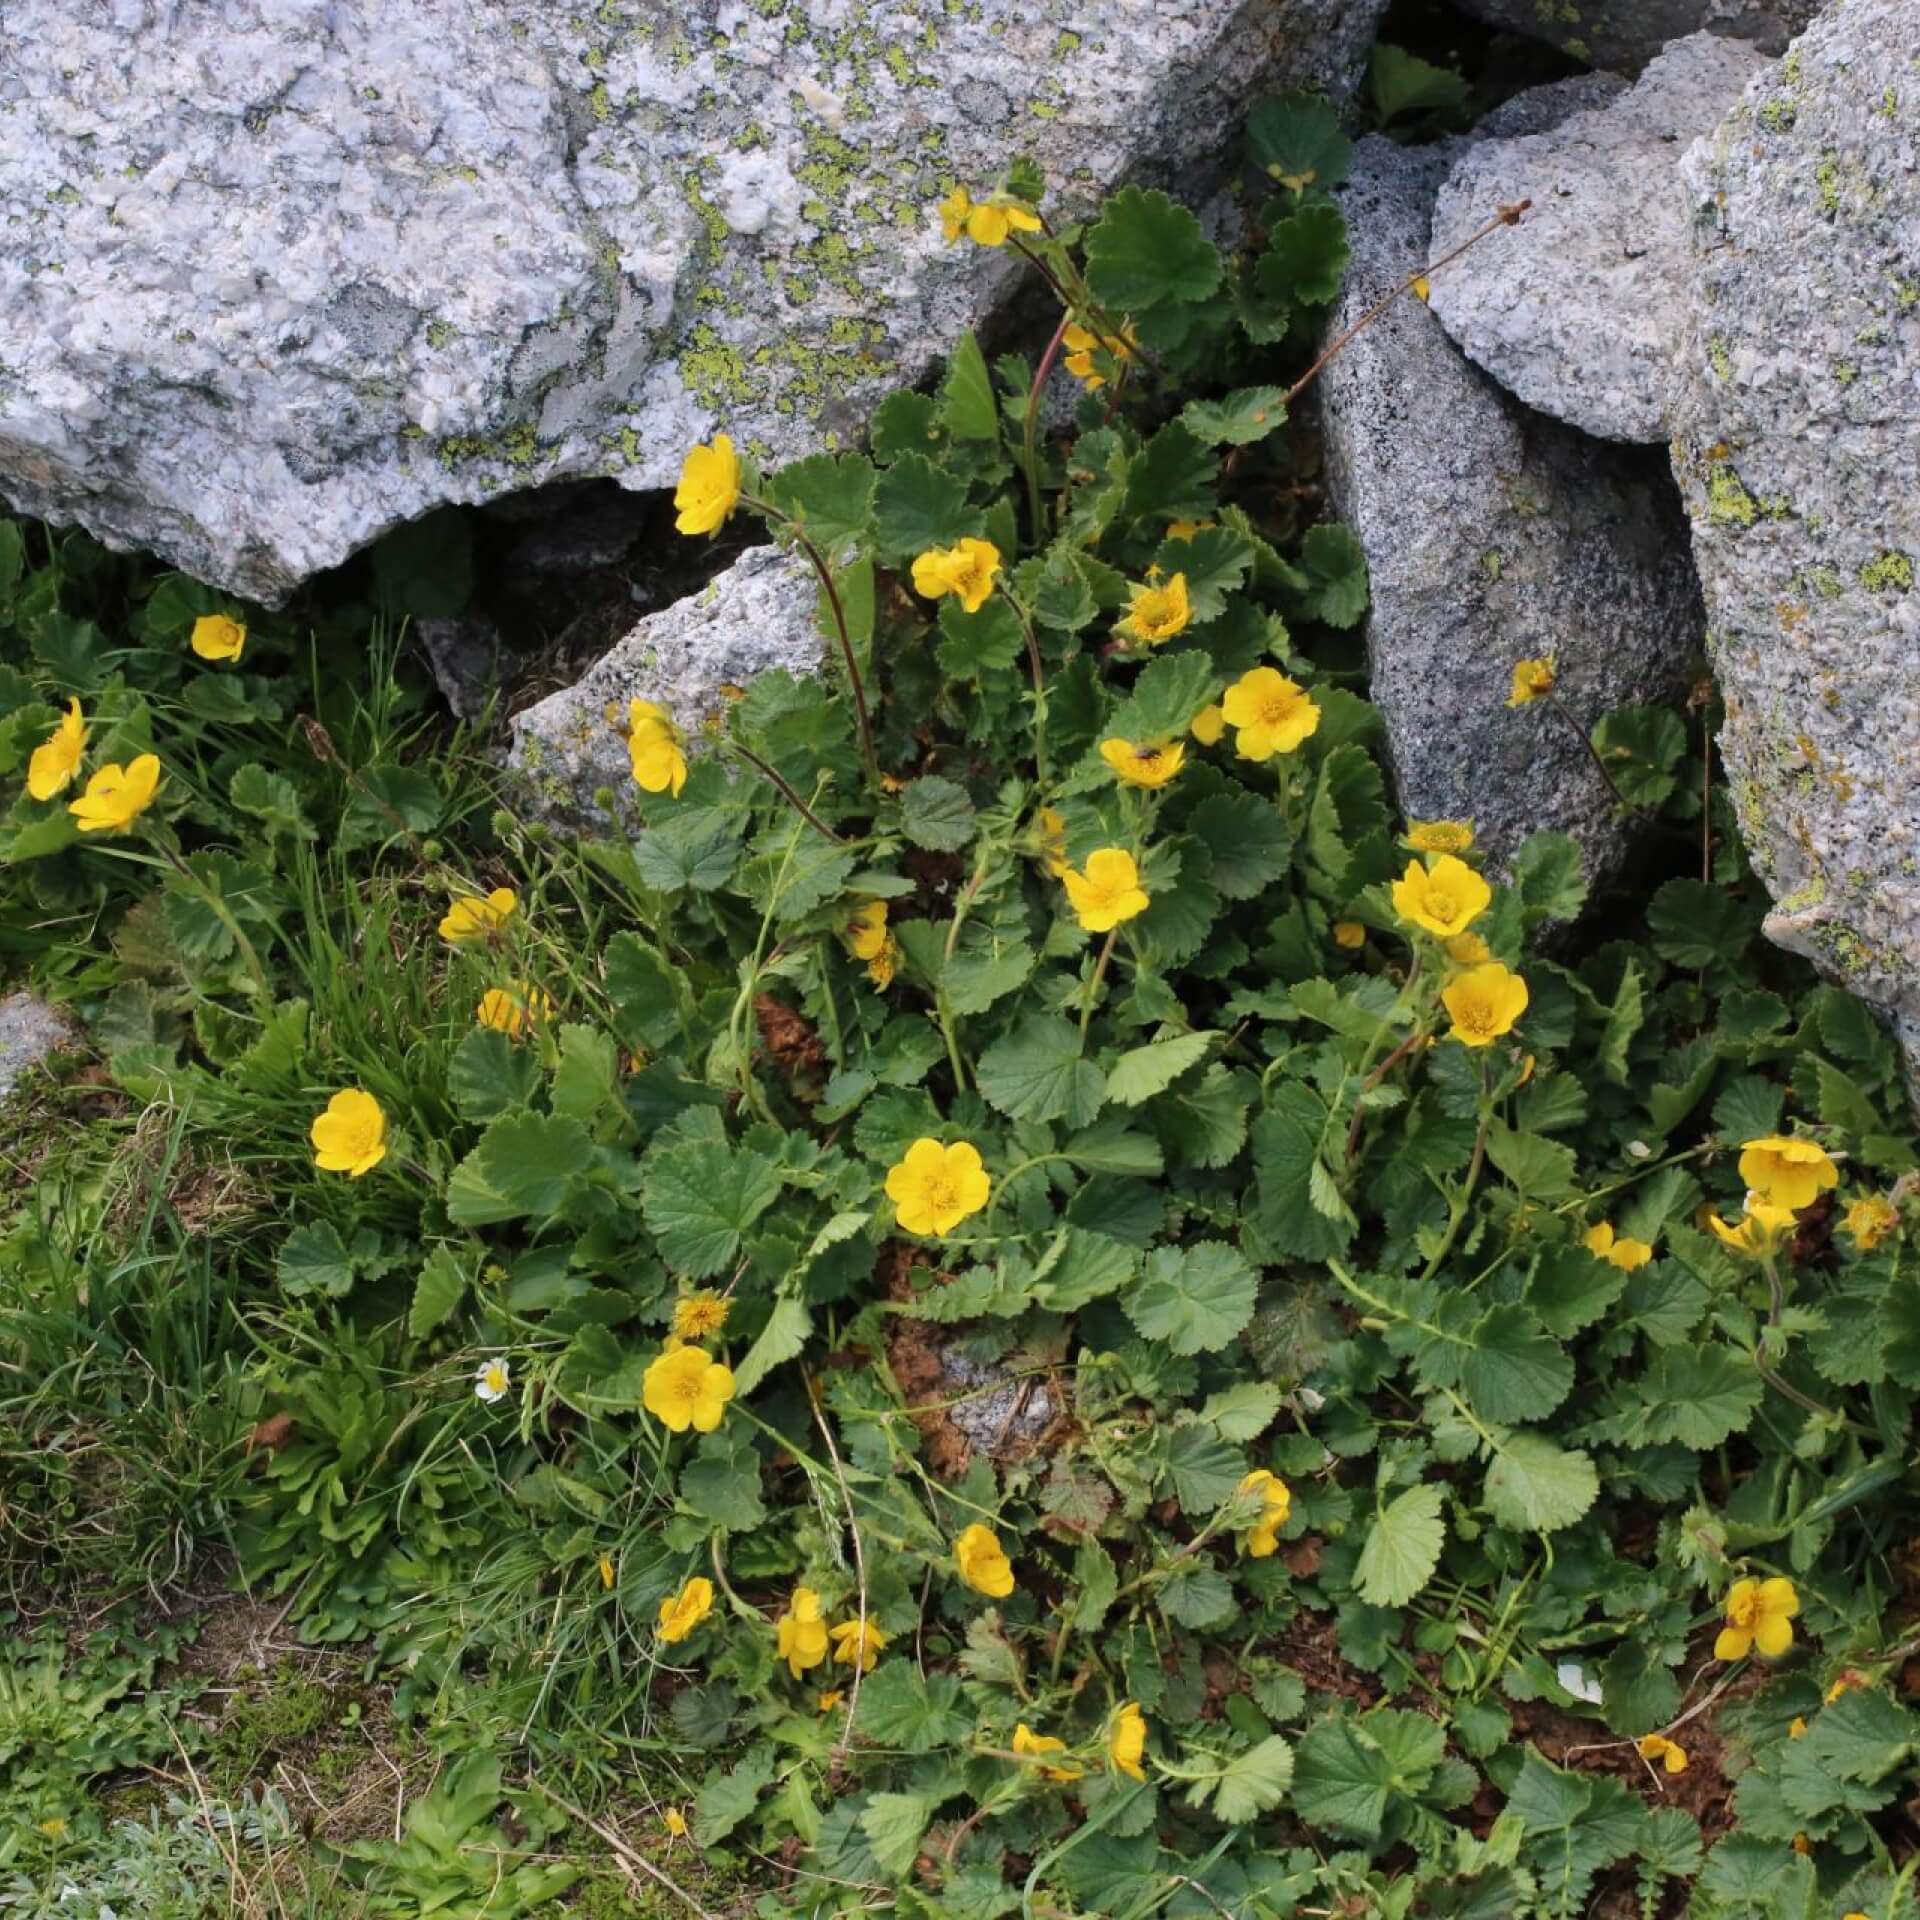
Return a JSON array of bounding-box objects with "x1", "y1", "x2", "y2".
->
[
  {"x1": 474, "y1": 1358, "x2": 512, "y2": 1403},
  {"x1": 1555, "y1": 1660, "x2": 1604, "y2": 1704},
  {"x1": 1626, "y1": 1139, "x2": 1652, "y2": 1160}
]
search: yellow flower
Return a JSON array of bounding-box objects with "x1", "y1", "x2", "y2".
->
[
  {"x1": 1108, "y1": 1702, "x2": 1147, "y2": 1781},
  {"x1": 629, "y1": 699, "x2": 689, "y2": 798},
  {"x1": 657, "y1": 1576, "x2": 715, "y2": 1644},
  {"x1": 598, "y1": 1554, "x2": 615, "y2": 1589},
  {"x1": 1035, "y1": 806, "x2": 1069, "y2": 876},
  {"x1": 642, "y1": 1346, "x2": 737, "y2": 1434},
  {"x1": 1221, "y1": 667, "x2": 1321, "y2": 760},
  {"x1": 1062, "y1": 847, "x2": 1150, "y2": 933},
  {"x1": 817, "y1": 1689, "x2": 845, "y2": 1713},
  {"x1": 673, "y1": 1292, "x2": 731, "y2": 1340},
  {"x1": 1099, "y1": 737, "x2": 1185, "y2": 789},
  {"x1": 961, "y1": 199, "x2": 1042, "y2": 247},
  {"x1": 27, "y1": 699, "x2": 88, "y2": 801},
  {"x1": 68, "y1": 755, "x2": 162, "y2": 835},
  {"x1": 910, "y1": 537, "x2": 1002, "y2": 613},
  {"x1": 1333, "y1": 921, "x2": 1366, "y2": 951},
  {"x1": 847, "y1": 900, "x2": 889, "y2": 962},
  {"x1": 1825, "y1": 1673, "x2": 1860, "y2": 1703},
  {"x1": 1237, "y1": 1469, "x2": 1291, "y2": 1558},
  {"x1": 36, "y1": 1817, "x2": 66, "y2": 1840},
  {"x1": 1441, "y1": 962, "x2": 1529, "y2": 1048},
  {"x1": 664, "y1": 1808, "x2": 688, "y2": 1838},
  {"x1": 309, "y1": 1089, "x2": 388, "y2": 1178},
  {"x1": 1190, "y1": 703, "x2": 1225, "y2": 746},
  {"x1": 190, "y1": 613, "x2": 247, "y2": 662},
  {"x1": 1392, "y1": 855, "x2": 1492, "y2": 939},
  {"x1": 954, "y1": 1523, "x2": 1016, "y2": 1598},
  {"x1": 1715, "y1": 1575, "x2": 1799, "y2": 1660},
  {"x1": 1117, "y1": 572, "x2": 1192, "y2": 645},
  {"x1": 1012, "y1": 1722, "x2": 1083, "y2": 1781},
  {"x1": 1792, "y1": 1834, "x2": 1810, "y2": 1855},
  {"x1": 776, "y1": 1586, "x2": 831, "y2": 1678},
  {"x1": 476, "y1": 981, "x2": 551, "y2": 1036},
  {"x1": 1707, "y1": 1198, "x2": 1799, "y2": 1258},
  {"x1": 886, "y1": 1138, "x2": 992, "y2": 1237},
  {"x1": 1167, "y1": 520, "x2": 1214, "y2": 542},
  {"x1": 1636, "y1": 1734, "x2": 1688, "y2": 1775},
  {"x1": 1405, "y1": 819, "x2": 1474, "y2": 856},
  {"x1": 938, "y1": 186, "x2": 974, "y2": 243},
  {"x1": 673, "y1": 435, "x2": 740, "y2": 536},
  {"x1": 866, "y1": 937, "x2": 900, "y2": 991},
  {"x1": 1842, "y1": 1193, "x2": 1899, "y2": 1252},
  {"x1": 1583, "y1": 1222, "x2": 1655, "y2": 1271},
  {"x1": 440, "y1": 887, "x2": 517, "y2": 943},
  {"x1": 829, "y1": 1616, "x2": 888, "y2": 1671},
  {"x1": 1062, "y1": 322, "x2": 1137, "y2": 391},
  {"x1": 1507, "y1": 657, "x2": 1557, "y2": 707},
  {"x1": 1789, "y1": 1716, "x2": 1808, "y2": 1737},
  {"x1": 1444, "y1": 932, "x2": 1493, "y2": 967},
  {"x1": 1738, "y1": 1134, "x2": 1840, "y2": 1212}
]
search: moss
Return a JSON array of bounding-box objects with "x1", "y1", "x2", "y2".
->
[
  {"x1": 1858, "y1": 550, "x2": 1914, "y2": 592},
  {"x1": 1481, "y1": 549, "x2": 1502, "y2": 581},
  {"x1": 1054, "y1": 29, "x2": 1082, "y2": 54},
  {"x1": 1896, "y1": 280, "x2": 1920, "y2": 311},
  {"x1": 426, "y1": 320, "x2": 453, "y2": 350},
  {"x1": 1834, "y1": 362, "x2": 1857, "y2": 387},
  {"x1": 1707, "y1": 466, "x2": 1759, "y2": 528},
  {"x1": 1707, "y1": 335, "x2": 1732, "y2": 380},
  {"x1": 1816, "y1": 155, "x2": 1843, "y2": 216},
  {"x1": 589, "y1": 81, "x2": 612, "y2": 123},
  {"x1": 1758, "y1": 95, "x2": 1797, "y2": 133}
]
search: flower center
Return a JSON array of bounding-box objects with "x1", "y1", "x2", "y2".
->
[
  {"x1": 1427, "y1": 890, "x2": 1457, "y2": 921},
  {"x1": 1258, "y1": 694, "x2": 1294, "y2": 726},
  {"x1": 1728, "y1": 1589, "x2": 1759, "y2": 1628},
  {"x1": 923, "y1": 1174, "x2": 959, "y2": 1212}
]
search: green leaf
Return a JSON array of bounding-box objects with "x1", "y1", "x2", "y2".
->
[
  {"x1": 1292, "y1": 1712, "x2": 1428, "y2": 1841},
  {"x1": 694, "y1": 1749, "x2": 776, "y2": 1845},
  {"x1": 1084, "y1": 186, "x2": 1223, "y2": 311},
  {"x1": 1201, "y1": 1380, "x2": 1282, "y2": 1442},
  {"x1": 603, "y1": 933, "x2": 685, "y2": 1053},
  {"x1": 1483, "y1": 1433, "x2": 1598, "y2": 1533},
  {"x1": 1648, "y1": 877, "x2": 1763, "y2": 968},
  {"x1": 1591, "y1": 705, "x2": 1687, "y2": 810},
  {"x1": 1105, "y1": 649, "x2": 1219, "y2": 744},
  {"x1": 1180, "y1": 387, "x2": 1290, "y2": 448},
  {"x1": 762, "y1": 452, "x2": 875, "y2": 551},
  {"x1": 1370, "y1": 44, "x2": 1470, "y2": 124},
  {"x1": 1247, "y1": 92, "x2": 1354, "y2": 194},
  {"x1": 1291, "y1": 523, "x2": 1369, "y2": 628},
  {"x1": 680, "y1": 1427, "x2": 767, "y2": 1532},
  {"x1": 871, "y1": 450, "x2": 976, "y2": 562},
  {"x1": 1105, "y1": 1032, "x2": 1213, "y2": 1107},
  {"x1": 1258, "y1": 204, "x2": 1351, "y2": 307},
  {"x1": 447, "y1": 1026, "x2": 542, "y2": 1122},
  {"x1": 446, "y1": 1111, "x2": 597, "y2": 1228},
  {"x1": 277, "y1": 1222, "x2": 356, "y2": 1299},
  {"x1": 938, "y1": 331, "x2": 998, "y2": 441},
  {"x1": 1641, "y1": 1343, "x2": 1763, "y2": 1449},
  {"x1": 861, "y1": 1793, "x2": 935, "y2": 1878},
  {"x1": 410, "y1": 1247, "x2": 469, "y2": 1338},
  {"x1": 1122, "y1": 422, "x2": 1219, "y2": 525},
  {"x1": 1509, "y1": 832, "x2": 1589, "y2": 922},
  {"x1": 1186, "y1": 790, "x2": 1293, "y2": 901},
  {"x1": 936, "y1": 597, "x2": 1026, "y2": 681},
  {"x1": 1251, "y1": 1083, "x2": 1355, "y2": 1260},
  {"x1": 230, "y1": 763, "x2": 315, "y2": 843},
  {"x1": 1204, "y1": 1736, "x2": 1296, "y2": 1824},
  {"x1": 551, "y1": 1023, "x2": 621, "y2": 1123},
  {"x1": 1526, "y1": 1245, "x2": 1627, "y2": 1339},
  {"x1": 1160, "y1": 1560, "x2": 1237, "y2": 1627},
  {"x1": 1126, "y1": 1242, "x2": 1259, "y2": 1355},
  {"x1": 899, "y1": 775, "x2": 976, "y2": 851},
  {"x1": 1485, "y1": 1121, "x2": 1579, "y2": 1201},
  {"x1": 732, "y1": 1294, "x2": 812, "y2": 1397},
  {"x1": 642, "y1": 1138, "x2": 783, "y2": 1277},
  {"x1": 631, "y1": 807, "x2": 741, "y2": 894},
  {"x1": 1154, "y1": 1063, "x2": 1256, "y2": 1170},
  {"x1": 1161, "y1": 1421, "x2": 1248, "y2": 1512},
  {"x1": 1461, "y1": 1304, "x2": 1573, "y2": 1423},
  {"x1": 976, "y1": 1015, "x2": 1105, "y2": 1127},
  {"x1": 854, "y1": 1663, "x2": 969, "y2": 1753},
  {"x1": 1356, "y1": 1482, "x2": 1445, "y2": 1607}
]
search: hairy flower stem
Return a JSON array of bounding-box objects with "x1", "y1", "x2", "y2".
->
[
  {"x1": 1079, "y1": 929, "x2": 1120, "y2": 1042},
  {"x1": 997, "y1": 589, "x2": 1050, "y2": 788},
  {"x1": 1023, "y1": 309, "x2": 1074, "y2": 547},
  {"x1": 1548, "y1": 693, "x2": 1634, "y2": 812},
  {"x1": 745, "y1": 497, "x2": 881, "y2": 790},
  {"x1": 726, "y1": 743, "x2": 844, "y2": 844},
  {"x1": 1284, "y1": 199, "x2": 1533, "y2": 410}
]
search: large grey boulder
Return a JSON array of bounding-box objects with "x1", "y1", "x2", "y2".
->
[
  {"x1": 1451, "y1": 0, "x2": 1817, "y2": 74},
  {"x1": 1428, "y1": 35, "x2": 1769, "y2": 444},
  {"x1": 1320, "y1": 131, "x2": 1702, "y2": 881},
  {"x1": 508, "y1": 544, "x2": 817, "y2": 832},
  {"x1": 0, "y1": 0, "x2": 1385, "y2": 605},
  {"x1": 0, "y1": 992, "x2": 74, "y2": 1102},
  {"x1": 1669, "y1": 0, "x2": 1920, "y2": 1070}
]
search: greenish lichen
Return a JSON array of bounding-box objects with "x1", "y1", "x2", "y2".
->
[
  {"x1": 1707, "y1": 466, "x2": 1759, "y2": 528},
  {"x1": 1834, "y1": 362, "x2": 1857, "y2": 387},
  {"x1": 1707, "y1": 335, "x2": 1732, "y2": 380},
  {"x1": 1858, "y1": 550, "x2": 1914, "y2": 592},
  {"x1": 1758, "y1": 94, "x2": 1797, "y2": 133}
]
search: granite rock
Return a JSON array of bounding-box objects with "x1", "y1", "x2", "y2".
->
[
  {"x1": 0, "y1": 0, "x2": 1386, "y2": 604},
  {"x1": 1669, "y1": 0, "x2": 1920, "y2": 1073},
  {"x1": 1320, "y1": 134, "x2": 1702, "y2": 882},
  {"x1": 507, "y1": 543, "x2": 818, "y2": 832},
  {"x1": 1429, "y1": 35, "x2": 1769, "y2": 443},
  {"x1": 0, "y1": 991, "x2": 74, "y2": 1102},
  {"x1": 1451, "y1": 0, "x2": 1818, "y2": 74}
]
